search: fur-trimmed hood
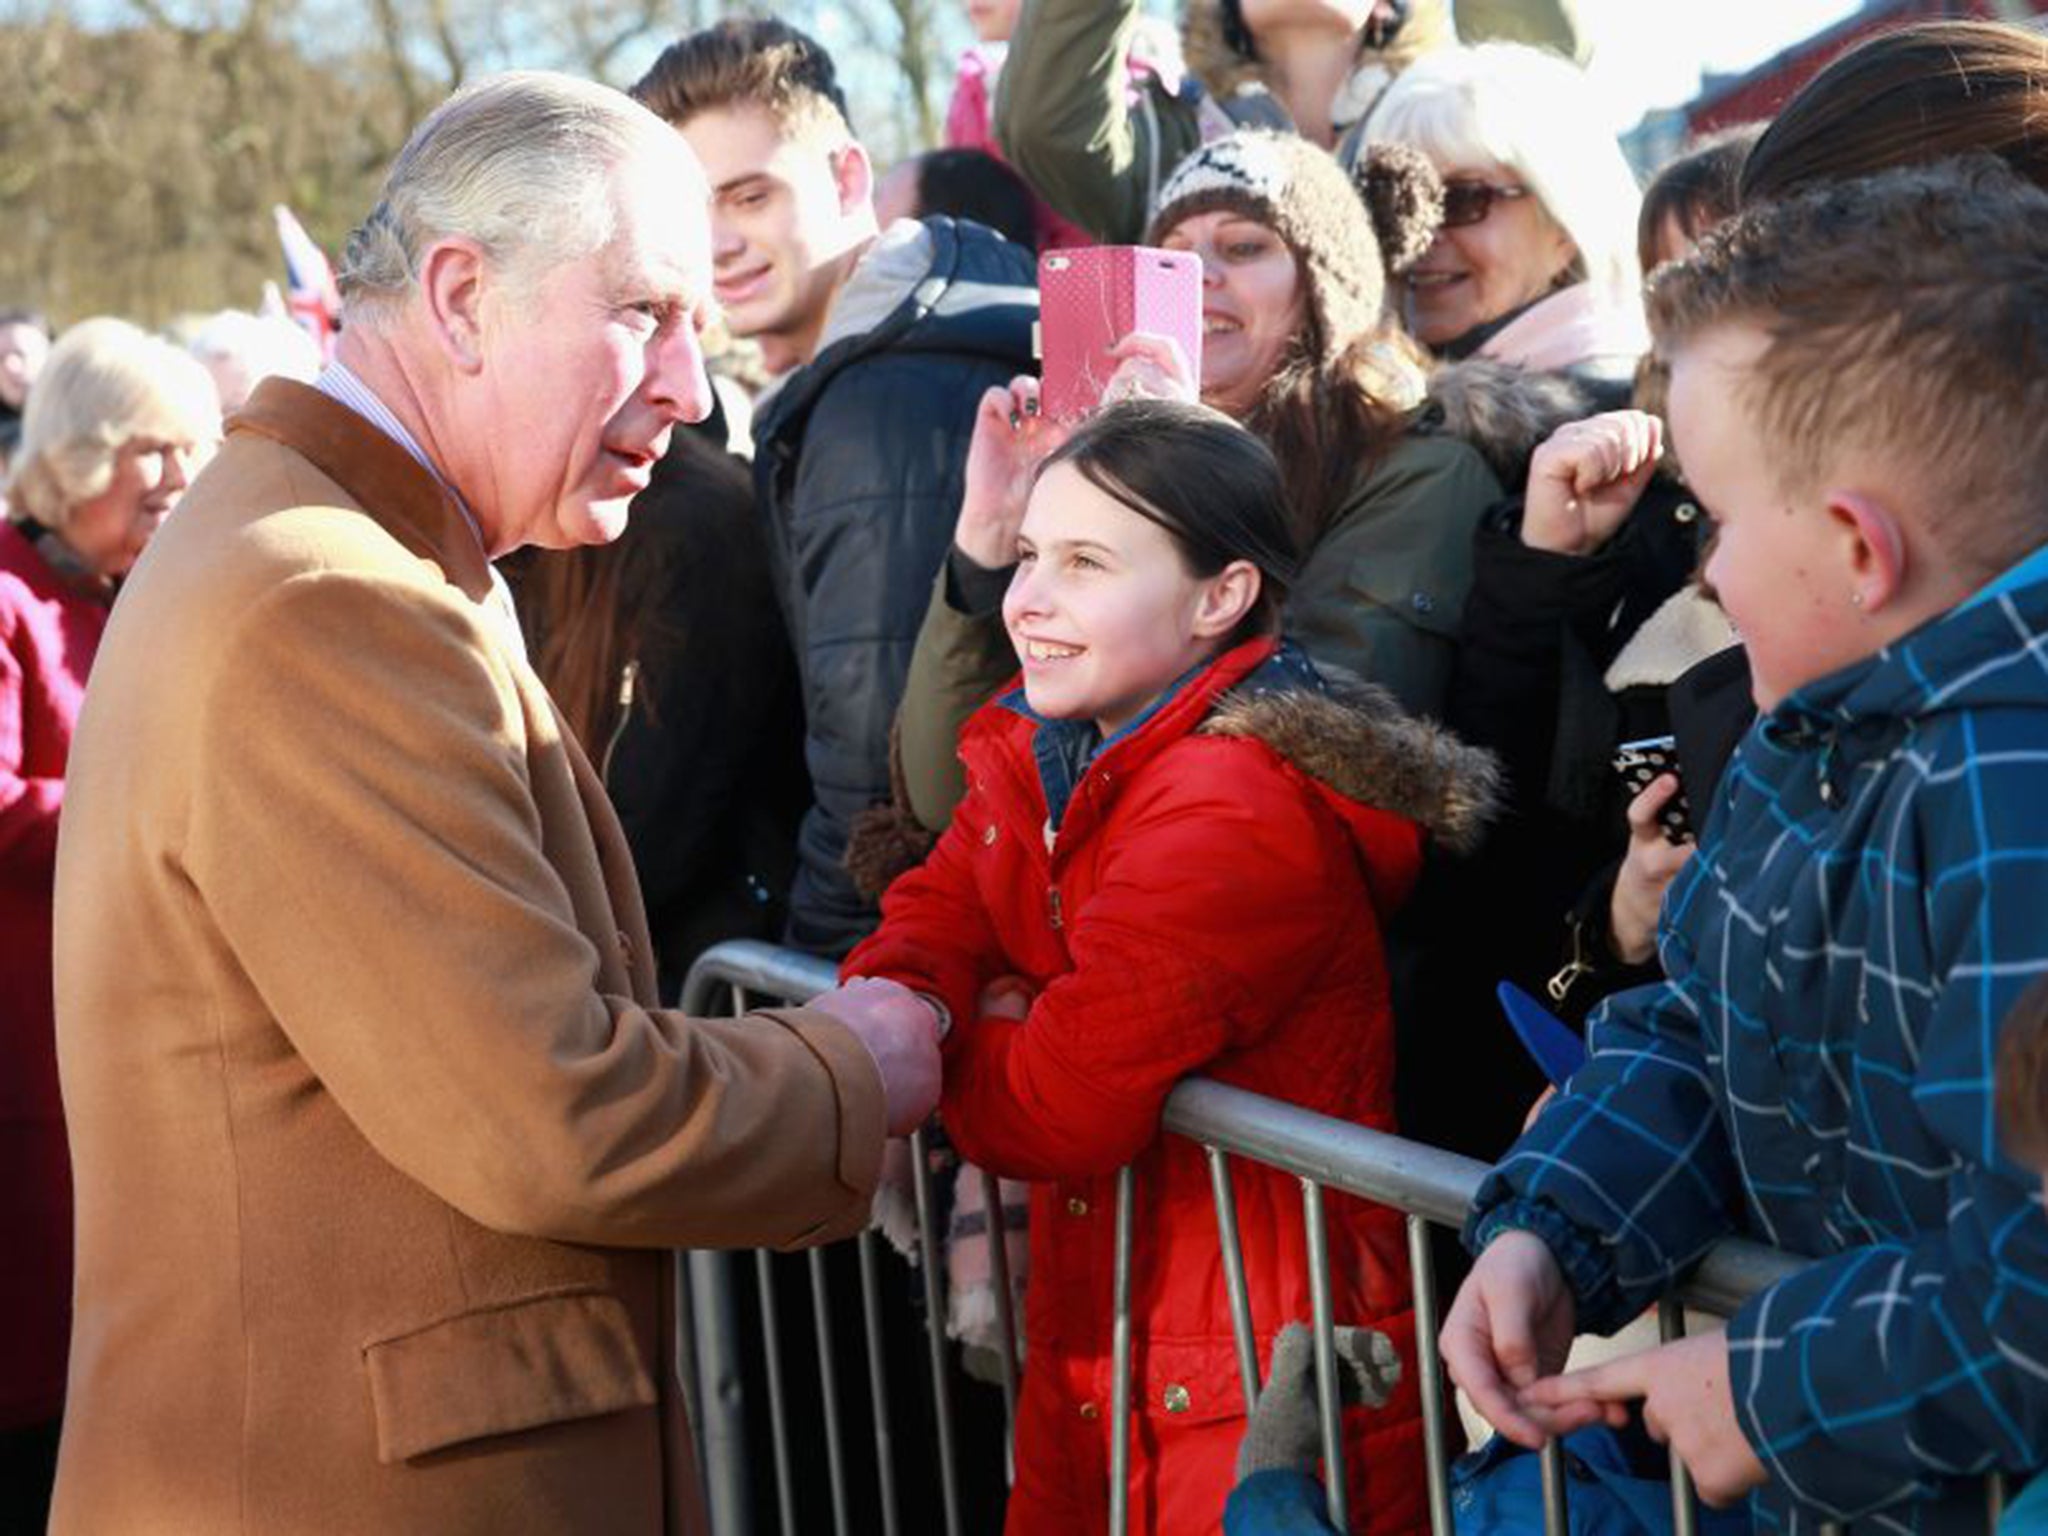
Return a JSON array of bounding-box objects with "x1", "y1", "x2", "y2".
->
[
  {"x1": 1421, "y1": 357, "x2": 1601, "y2": 489},
  {"x1": 1201, "y1": 666, "x2": 1500, "y2": 860}
]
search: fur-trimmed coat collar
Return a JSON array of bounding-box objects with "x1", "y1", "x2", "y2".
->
[
  {"x1": 1421, "y1": 357, "x2": 1602, "y2": 490},
  {"x1": 1200, "y1": 664, "x2": 1499, "y2": 855}
]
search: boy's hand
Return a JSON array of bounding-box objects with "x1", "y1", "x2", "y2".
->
[
  {"x1": 1610, "y1": 774, "x2": 1695, "y2": 964},
  {"x1": 1522, "y1": 1332, "x2": 1769, "y2": 1507},
  {"x1": 958, "y1": 376, "x2": 1074, "y2": 569},
  {"x1": 1441, "y1": 1230, "x2": 1579, "y2": 1449},
  {"x1": 1523, "y1": 410, "x2": 1663, "y2": 556}
]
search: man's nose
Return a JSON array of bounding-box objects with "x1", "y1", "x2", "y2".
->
[
  {"x1": 710, "y1": 215, "x2": 746, "y2": 263},
  {"x1": 648, "y1": 326, "x2": 714, "y2": 426}
]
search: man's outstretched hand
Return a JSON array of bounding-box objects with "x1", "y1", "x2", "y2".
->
[{"x1": 809, "y1": 977, "x2": 943, "y2": 1135}]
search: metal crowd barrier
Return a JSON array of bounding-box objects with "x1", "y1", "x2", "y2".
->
[{"x1": 675, "y1": 940, "x2": 2009, "y2": 1536}]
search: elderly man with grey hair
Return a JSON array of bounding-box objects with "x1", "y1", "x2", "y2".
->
[{"x1": 48, "y1": 71, "x2": 941, "y2": 1536}]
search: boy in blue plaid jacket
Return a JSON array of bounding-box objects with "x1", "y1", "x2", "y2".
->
[{"x1": 1442, "y1": 158, "x2": 2048, "y2": 1534}]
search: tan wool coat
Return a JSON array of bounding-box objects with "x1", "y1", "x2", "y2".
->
[{"x1": 49, "y1": 380, "x2": 885, "y2": 1534}]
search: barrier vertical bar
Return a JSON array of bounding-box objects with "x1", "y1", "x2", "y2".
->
[
  {"x1": 676, "y1": 1248, "x2": 699, "y2": 1439},
  {"x1": 979, "y1": 1166, "x2": 1022, "y2": 1481},
  {"x1": 1207, "y1": 1146, "x2": 1263, "y2": 1415},
  {"x1": 809, "y1": 1246, "x2": 853, "y2": 1536},
  {"x1": 694, "y1": 979, "x2": 755, "y2": 1536},
  {"x1": 1406, "y1": 1214, "x2": 1456, "y2": 1536},
  {"x1": 1303, "y1": 1178, "x2": 1350, "y2": 1533},
  {"x1": 856, "y1": 1230, "x2": 902, "y2": 1536},
  {"x1": 691, "y1": 1250, "x2": 750, "y2": 1536},
  {"x1": 909, "y1": 1128, "x2": 965, "y2": 1536},
  {"x1": 1540, "y1": 1438, "x2": 1570, "y2": 1536},
  {"x1": 1109, "y1": 1165, "x2": 1138, "y2": 1536},
  {"x1": 1657, "y1": 1298, "x2": 1700, "y2": 1536},
  {"x1": 754, "y1": 1250, "x2": 798, "y2": 1535}
]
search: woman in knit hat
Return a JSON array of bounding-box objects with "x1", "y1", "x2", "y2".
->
[{"x1": 881, "y1": 129, "x2": 1507, "y2": 851}]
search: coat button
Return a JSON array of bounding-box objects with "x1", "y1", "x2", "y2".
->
[
  {"x1": 1410, "y1": 591, "x2": 1435, "y2": 614},
  {"x1": 1067, "y1": 1197, "x2": 1089, "y2": 1217},
  {"x1": 1078, "y1": 1401, "x2": 1100, "y2": 1420},
  {"x1": 982, "y1": 824, "x2": 998, "y2": 846},
  {"x1": 1163, "y1": 1384, "x2": 1191, "y2": 1414},
  {"x1": 1674, "y1": 501, "x2": 1700, "y2": 524}
]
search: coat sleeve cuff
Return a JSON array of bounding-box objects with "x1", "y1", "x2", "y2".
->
[
  {"x1": 944, "y1": 545, "x2": 1015, "y2": 617},
  {"x1": 752, "y1": 1005, "x2": 888, "y2": 1246},
  {"x1": 1467, "y1": 1195, "x2": 1632, "y2": 1334}
]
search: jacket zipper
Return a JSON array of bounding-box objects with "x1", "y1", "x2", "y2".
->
[{"x1": 599, "y1": 659, "x2": 639, "y2": 786}]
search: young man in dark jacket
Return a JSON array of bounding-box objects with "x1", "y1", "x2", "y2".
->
[{"x1": 635, "y1": 21, "x2": 1039, "y2": 957}]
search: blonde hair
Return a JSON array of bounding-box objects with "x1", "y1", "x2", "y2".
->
[
  {"x1": 338, "y1": 71, "x2": 696, "y2": 327},
  {"x1": 9, "y1": 317, "x2": 219, "y2": 531},
  {"x1": 1365, "y1": 42, "x2": 1643, "y2": 321}
]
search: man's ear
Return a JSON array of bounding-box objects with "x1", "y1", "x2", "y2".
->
[
  {"x1": 1192, "y1": 560, "x2": 1261, "y2": 639},
  {"x1": 416, "y1": 237, "x2": 491, "y2": 375},
  {"x1": 833, "y1": 140, "x2": 875, "y2": 219},
  {"x1": 1828, "y1": 490, "x2": 1907, "y2": 614}
]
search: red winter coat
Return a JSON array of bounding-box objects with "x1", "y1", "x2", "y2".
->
[
  {"x1": 0, "y1": 520, "x2": 111, "y2": 1429},
  {"x1": 845, "y1": 638, "x2": 1498, "y2": 1536}
]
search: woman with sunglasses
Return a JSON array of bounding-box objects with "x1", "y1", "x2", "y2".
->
[{"x1": 1366, "y1": 41, "x2": 1646, "y2": 396}]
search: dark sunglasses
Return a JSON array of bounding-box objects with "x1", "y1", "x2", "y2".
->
[{"x1": 1440, "y1": 180, "x2": 1532, "y2": 229}]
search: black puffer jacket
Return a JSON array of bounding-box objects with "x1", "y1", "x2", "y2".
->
[{"x1": 753, "y1": 216, "x2": 1037, "y2": 957}]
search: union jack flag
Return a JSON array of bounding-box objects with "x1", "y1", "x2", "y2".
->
[{"x1": 273, "y1": 204, "x2": 341, "y2": 359}]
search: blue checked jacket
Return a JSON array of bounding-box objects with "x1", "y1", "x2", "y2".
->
[{"x1": 1469, "y1": 563, "x2": 2048, "y2": 1534}]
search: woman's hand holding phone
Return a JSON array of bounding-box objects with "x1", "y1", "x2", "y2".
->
[
  {"x1": 1099, "y1": 332, "x2": 1199, "y2": 406},
  {"x1": 958, "y1": 375, "x2": 1073, "y2": 569}
]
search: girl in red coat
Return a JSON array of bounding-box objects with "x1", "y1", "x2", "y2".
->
[{"x1": 844, "y1": 398, "x2": 1496, "y2": 1535}]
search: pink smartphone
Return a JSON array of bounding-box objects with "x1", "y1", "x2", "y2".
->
[{"x1": 1036, "y1": 246, "x2": 1204, "y2": 423}]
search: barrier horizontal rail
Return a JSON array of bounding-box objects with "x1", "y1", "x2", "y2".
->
[
  {"x1": 683, "y1": 942, "x2": 1807, "y2": 1312},
  {"x1": 674, "y1": 940, "x2": 1997, "y2": 1536}
]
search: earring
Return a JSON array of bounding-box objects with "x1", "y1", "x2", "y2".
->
[{"x1": 1850, "y1": 591, "x2": 1866, "y2": 609}]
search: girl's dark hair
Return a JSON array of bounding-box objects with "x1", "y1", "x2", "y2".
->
[
  {"x1": 1037, "y1": 398, "x2": 1299, "y2": 645},
  {"x1": 1637, "y1": 124, "x2": 1764, "y2": 274},
  {"x1": 516, "y1": 431, "x2": 753, "y2": 749},
  {"x1": 1740, "y1": 20, "x2": 2048, "y2": 206}
]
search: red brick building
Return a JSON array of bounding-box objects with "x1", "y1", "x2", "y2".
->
[{"x1": 1688, "y1": 0, "x2": 2048, "y2": 134}]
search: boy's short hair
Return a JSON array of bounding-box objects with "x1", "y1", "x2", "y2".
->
[
  {"x1": 632, "y1": 18, "x2": 853, "y2": 147},
  {"x1": 1649, "y1": 155, "x2": 2048, "y2": 581},
  {"x1": 1997, "y1": 974, "x2": 2048, "y2": 1173}
]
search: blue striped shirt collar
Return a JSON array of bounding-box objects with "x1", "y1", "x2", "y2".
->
[{"x1": 313, "y1": 361, "x2": 488, "y2": 560}]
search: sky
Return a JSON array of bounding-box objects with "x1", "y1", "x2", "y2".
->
[{"x1": 1573, "y1": 0, "x2": 1864, "y2": 128}]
